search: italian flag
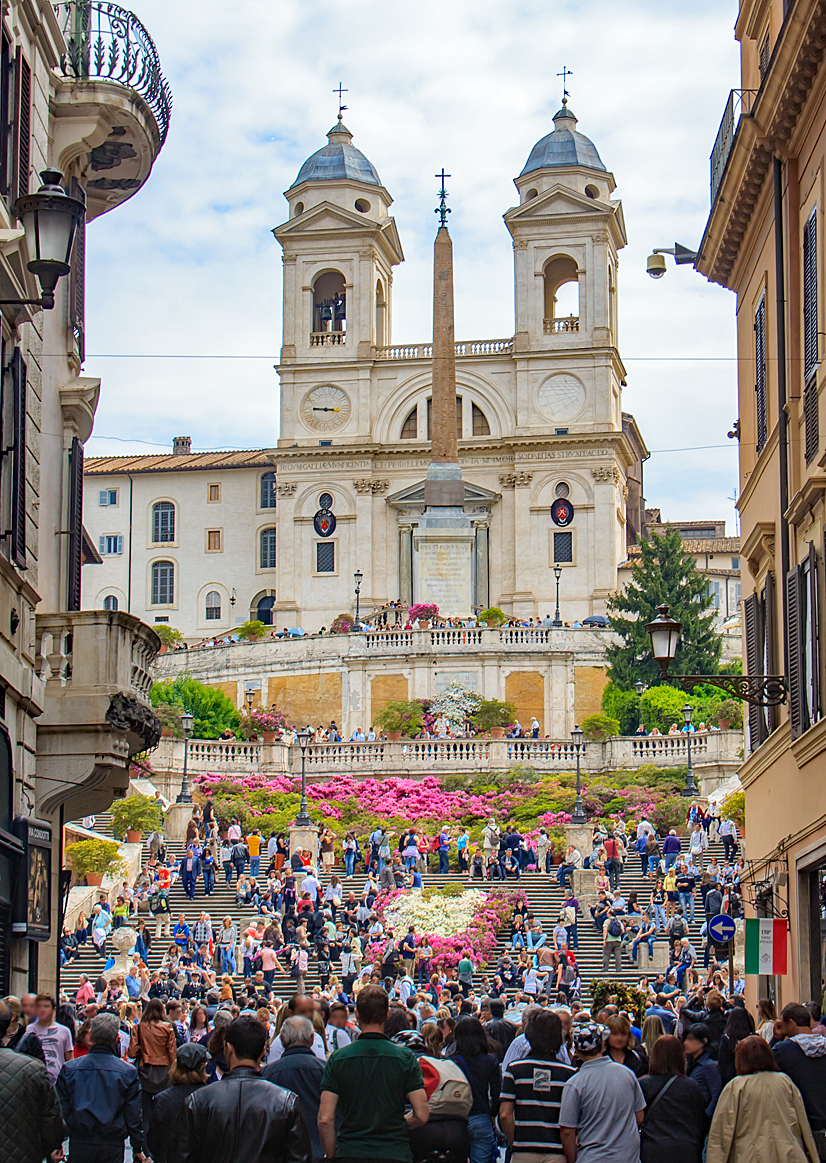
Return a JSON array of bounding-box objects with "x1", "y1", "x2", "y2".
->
[{"x1": 745, "y1": 919, "x2": 788, "y2": 975}]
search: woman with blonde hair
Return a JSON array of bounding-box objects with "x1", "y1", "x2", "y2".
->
[
  {"x1": 641, "y1": 1013, "x2": 665, "y2": 1059},
  {"x1": 421, "y1": 1021, "x2": 443, "y2": 1057},
  {"x1": 312, "y1": 1009, "x2": 329, "y2": 1057},
  {"x1": 218, "y1": 975, "x2": 234, "y2": 1002},
  {"x1": 127, "y1": 998, "x2": 176, "y2": 1126},
  {"x1": 756, "y1": 998, "x2": 777, "y2": 1041}
]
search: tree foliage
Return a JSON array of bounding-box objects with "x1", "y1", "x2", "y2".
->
[
  {"x1": 150, "y1": 673, "x2": 240, "y2": 740},
  {"x1": 606, "y1": 527, "x2": 722, "y2": 690},
  {"x1": 601, "y1": 683, "x2": 641, "y2": 734}
]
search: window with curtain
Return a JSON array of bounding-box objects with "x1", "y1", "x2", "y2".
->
[
  {"x1": 151, "y1": 560, "x2": 174, "y2": 604},
  {"x1": 205, "y1": 590, "x2": 221, "y2": 620},
  {"x1": 261, "y1": 528, "x2": 276, "y2": 569},
  {"x1": 152, "y1": 501, "x2": 175, "y2": 543}
]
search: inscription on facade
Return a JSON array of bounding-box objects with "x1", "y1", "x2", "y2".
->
[{"x1": 416, "y1": 541, "x2": 472, "y2": 614}]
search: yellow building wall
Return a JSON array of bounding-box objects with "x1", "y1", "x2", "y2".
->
[
  {"x1": 505, "y1": 671, "x2": 544, "y2": 733},
  {"x1": 370, "y1": 674, "x2": 409, "y2": 723},
  {"x1": 204, "y1": 680, "x2": 240, "y2": 707},
  {"x1": 268, "y1": 672, "x2": 343, "y2": 727},
  {"x1": 575, "y1": 665, "x2": 608, "y2": 724}
]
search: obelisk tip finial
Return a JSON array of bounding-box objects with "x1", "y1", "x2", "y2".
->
[{"x1": 435, "y1": 168, "x2": 451, "y2": 229}]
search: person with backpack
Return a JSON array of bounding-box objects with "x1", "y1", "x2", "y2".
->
[
  {"x1": 667, "y1": 908, "x2": 688, "y2": 942},
  {"x1": 603, "y1": 911, "x2": 624, "y2": 973},
  {"x1": 446, "y1": 1017, "x2": 500, "y2": 1163},
  {"x1": 500, "y1": 1009, "x2": 576, "y2": 1163}
]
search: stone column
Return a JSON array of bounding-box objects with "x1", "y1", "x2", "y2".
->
[
  {"x1": 353, "y1": 478, "x2": 373, "y2": 604},
  {"x1": 512, "y1": 472, "x2": 534, "y2": 616},
  {"x1": 474, "y1": 522, "x2": 489, "y2": 609},
  {"x1": 275, "y1": 482, "x2": 297, "y2": 608},
  {"x1": 399, "y1": 523, "x2": 413, "y2": 605}
]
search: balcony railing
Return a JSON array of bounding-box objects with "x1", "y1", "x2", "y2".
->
[
  {"x1": 710, "y1": 89, "x2": 759, "y2": 207},
  {"x1": 544, "y1": 317, "x2": 580, "y2": 334},
  {"x1": 310, "y1": 332, "x2": 346, "y2": 346},
  {"x1": 375, "y1": 338, "x2": 513, "y2": 360},
  {"x1": 54, "y1": 1, "x2": 172, "y2": 144}
]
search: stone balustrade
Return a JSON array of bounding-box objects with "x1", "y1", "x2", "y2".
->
[
  {"x1": 543, "y1": 317, "x2": 580, "y2": 334},
  {"x1": 375, "y1": 338, "x2": 514, "y2": 361},
  {"x1": 310, "y1": 332, "x2": 346, "y2": 346}
]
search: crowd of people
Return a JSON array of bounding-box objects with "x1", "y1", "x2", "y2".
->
[{"x1": 3, "y1": 977, "x2": 826, "y2": 1163}]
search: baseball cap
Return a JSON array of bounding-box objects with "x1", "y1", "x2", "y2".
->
[
  {"x1": 572, "y1": 1022, "x2": 607, "y2": 1053},
  {"x1": 176, "y1": 1041, "x2": 208, "y2": 1069}
]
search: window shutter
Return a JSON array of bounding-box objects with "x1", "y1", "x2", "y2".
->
[
  {"x1": 99, "y1": 536, "x2": 105, "y2": 553},
  {"x1": 804, "y1": 380, "x2": 820, "y2": 463},
  {"x1": 10, "y1": 348, "x2": 25, "y2": 569},
  {"x1": 743, "y1": 593, "x2": 765, "y2": 748},
  {"x1": 808, "y1": 541, "x2": 822, "y2": 722},
  {"x1": 117, "y1": 534, "x2": 123, "y2": 555},
  {"x1": 804, "y1": 210, "x2": 818, "y2": 382},
  {"x1": 12, "y1": 49, "x2": 30, "y2": 204},
  {"x1": 786, "y1": 565, "x2": 805, "y2": 739},
  {"x1": 764, "y1": 570, "x2": 777, "y2": 735},
  {"x1": 755, "y1": 294, "x2": 768, "y2": 453},
  {"x1": 69, "y1": 178, "x2": 86, "y2": 361},
  {"x1": 67, "y1": 436, "x2": 83, "y2": 610},
  {"x1": 99, "y1": 489, "x2": 108, "y2": 506}
]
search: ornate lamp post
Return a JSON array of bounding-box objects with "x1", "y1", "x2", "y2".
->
[
  {"x1": 177, "y1": 711, "x2": 194, "y2": 804},
  {"x1": 295, "y1": 728, "x2": 313, "y2": 826},
  {"x1": 552, "y1": 564, "x2": 563, "y2": 627},
  {"x1": 3, "y1": 170, "x2": 86, "y2": 310},
  {"x1": 682, "y1": 704, "x2": 698, "y2": 798},
  {"x1": 645, "y1": 604, "x2": 682, "y2": 675},
  {"x1": 354, "y1": 570, "x2": 363, "y2": 630},
  {"x1": 571, "y1": 724, "x2": 586, "y2": 824},
  {"x1": 634, "y1": 681, "x2": 647, "y2": 696}
]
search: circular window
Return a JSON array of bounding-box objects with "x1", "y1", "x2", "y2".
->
[
  {"x1": 294, "y1": 201, "x2": 304, "y2": 215},
  {"x1": 318, "y1": 492, "x2": 333, "y2": 510},
  {"x1": 555, "y1": 482, "x2": 570, "y2": 499},
  {"x1": 525, "y1": 188, "x2": 538, "y2": 201},
  {"x1": 354, "y1": 198, "x2": 370, "y2": 213},
  {"x1": 584, "y1": 184, "x2": 599, "y2": 199}
]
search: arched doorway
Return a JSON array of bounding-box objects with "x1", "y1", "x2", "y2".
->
[{"x1": 251, "y1": 591, "x2": 275, "y2": 625}]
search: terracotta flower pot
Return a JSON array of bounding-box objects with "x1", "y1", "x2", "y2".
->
[
  {"x1": 490, "y1": 727, "x2": 505, "y2": 738},
  {"x1": 161, "y1": 727, "x2": 173, "y2": 738},
  {"x1": 85, "y1": 873, "x2": 104, "y2": 887},
  {"x1": 263, "y1": 732, "x2": 278, "y2": 743},
  {"x1": 387, "y1": 731, "x2": 403, "y2": 741},
  {"x1": 125, "y1": 830, "x2": 142, "y2": 844},
  {"x1": 716, "y1": 719, "x2": 731, "y2": 731},
  {"x1": 159, "y1": 644, "x2": 168, "y2": 654},
  {"x1": 419, "y1": 620, "x2": 430, "y2": 629}
]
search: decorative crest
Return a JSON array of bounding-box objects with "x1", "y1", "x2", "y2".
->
[
  {"x1": 435, "y1": 168, "x2": 451, "y2": 228},
  {"x1": 333, "y1": 82, "x2": 348, "y2": 119},
  {"x1": 557, "y1": 65, "x2": 573, "y2": 104}
]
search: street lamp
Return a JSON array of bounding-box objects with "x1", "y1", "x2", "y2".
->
[
  {"x1": 295, "y1": 728, "x2": 313, "y2": 826},
  {"x1": 177, "y1": 710, "x2": 194, "y2": 804},
  {"x1": 245, "y1": 689, "x2": 255, "y2": 715},
  {"x1": 354, "y1": 570, "x2": 363, "y2": 630},
  {"x1": 5, "y1": 170, "x2": 86, "y2": 310},
  {"x1": 682, "y1": 703, "x2": 698, "y2": 798},
  {"x1": 552, "y1": 564, "x2": 563, "y2": 628},
  {"x1": 571, "y1": 724, "x2": 586, "y2": 824},
  {"x1": 634, "y1": 681, "x2": 647, "y2": 696},
  {"x1": 645, "y1": 604, "x2": 682, "y2": 675}
]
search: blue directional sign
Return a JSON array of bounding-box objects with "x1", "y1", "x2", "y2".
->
[{"x1": 709, "y1": 913, "x2": 736, "y2": 944}]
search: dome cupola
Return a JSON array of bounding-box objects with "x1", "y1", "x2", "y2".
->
[
  {"x1": 290, "y1": 115, "x2": 382, "y2": 188},
  {"x1": 520, "y1": 101, "x2": 606, "y2": 176}
]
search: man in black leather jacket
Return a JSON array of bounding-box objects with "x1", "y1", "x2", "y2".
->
[{"x1": 179, "y1": 1015, "x2": 311, "y2": 1163}]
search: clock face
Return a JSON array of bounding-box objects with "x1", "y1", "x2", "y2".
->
[
  {"x1": 537, "y1": 373, "x2": 586, "y2": 422},
  {"x1": 300, "y1": 385, "x2": 351, "y2": 432}
]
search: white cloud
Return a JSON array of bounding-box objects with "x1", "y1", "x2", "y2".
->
[{"x1": 83, "y1": 0, "x2": 742, "y2": 528}]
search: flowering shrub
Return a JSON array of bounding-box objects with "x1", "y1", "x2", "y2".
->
[
  {"x1": 240, "y1": 707, "x2": 288, "y2": 738},
  {"x1": 428, "y1": 683, "x2": 482, "y2": 733},
  {"x1": 408, "y1": 603, "x2": 440, "y2": 621},
  {"x1": 331, "y1": 613, "x2": 355, "y2": 634},
  {"x1": 366, "y1": 884, "x2": 527, "y2": 971}
]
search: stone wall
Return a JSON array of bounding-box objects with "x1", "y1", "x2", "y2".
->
[
  {"x1": 574, "y1": 664, "x2": 610, "y2": 724},
  {"x1": 505, "y1": 670, "x2": 545, "y2": 734},
  {"x1": 268, "y1": 672, "x2": 344, "y2": 729}
]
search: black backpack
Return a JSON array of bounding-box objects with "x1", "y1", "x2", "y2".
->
[
  {"x1": 608, "y1": 917, "x2": 623, "y2": 938},
  {"x1": 671, "y1": 917, "x2": 687, "y2": 938}
]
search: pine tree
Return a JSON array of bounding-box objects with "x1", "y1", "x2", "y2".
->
[{"x1": 606, "y1": 527, "x2": 722, "y2": 690}]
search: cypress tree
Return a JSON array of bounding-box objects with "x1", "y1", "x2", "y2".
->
[{"x1": 606, "y1": 527, "x2": 722, "y2": 690}]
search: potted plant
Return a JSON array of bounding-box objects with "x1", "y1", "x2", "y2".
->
[
  {"x1": 581, "y1": 713, "x2": 620, "y2": 742},
  {"x1": 237, "y1": 619, "x2": 268, "y2": 642},
  {"x1": 241, "y1": 706, "x2": 288, "y2": 743},
  {"x1": 477, "y1": 607, "x2": 506, "y2": 628},
  {"x1": 374, "y1": 699, "x2": 424, "y2": 740},
  {"x1": 154, "y1": 624, "x2": 184, "y2": 653},
  {"x1": 408, "y1": 602, "x2": 439, "y2": 629},
  {"x1": 109, "y1": 794, "x2": 164, "y2": 844},
  {"x1": 331, "y1": 612, "x2": 355, "y2": 634},
  {"x1": 65, "y1": 838, "x2": 126, "y2": 887},
  {"x1": 711, "y1": 698, "x2": 743, "y2": 732},
  {"x1": 472, "y1": 699, "x2": 517, "y2": 738}
]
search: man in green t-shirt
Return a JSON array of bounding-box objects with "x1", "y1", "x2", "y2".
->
[{"x1": 319, "y1": 985, "x2": 429, "y2": 1163}]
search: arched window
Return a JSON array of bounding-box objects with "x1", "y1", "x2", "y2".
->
[
  {"x1": 543, "y1": 255, "x2": 580, "y2": 333},
  {"x1": 401, "y1": 406, "x2": 417, "y2": 439},
  {"x1": 103, "y1": 595, "x2": 118, "y2": 611},
  {"x1": 313, "y1": 271, "x2": 346, "y2": 334},
  {"x1": 205, "y1": 590, "x2": 221, "y2": 620},
  {"x1": 256, "y1": 595, "x2": 275, "y2": 625},
  {"x1": 261, "y1": 528, "x2": 276, "y2": 569},
  {"x1": 261, "y1": 471, "x2": 276, "y2": 509},
  {"x1": 152, "y1": 501, "x2": 175, "y2": 543},
  {"x1": 375, "y1": 280, "x2": 386, "y2": 346},
  {"x1": 472, "y1": 404, "x2": 490, "y2": 436},
  {"x1": 151, "y1": 561, "x2": 174, "y2": 605}
]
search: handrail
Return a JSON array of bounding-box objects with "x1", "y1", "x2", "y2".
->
[
  {"x1": 54, "y1": 1, "x2": 172, "y2": 145},
  {"x1": 710, "y1": 89, "x2": 758, "y2": 207}
]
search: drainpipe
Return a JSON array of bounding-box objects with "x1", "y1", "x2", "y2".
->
[
  {"x1": 773, "y1": 156, "x2": 791, "y2": 671},
  {"x1": 127, "y1": 475, "x2": 133, "y2": 614}
]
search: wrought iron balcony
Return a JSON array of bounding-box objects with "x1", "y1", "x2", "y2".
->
[
  {"x1": 710, "y1": 89, "x2": 759, "y2": 207},
  {"x1": 54, "y1": 1, "x2": 172, "y2": 145}
]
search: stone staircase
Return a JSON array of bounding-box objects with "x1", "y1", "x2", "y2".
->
[{"x1": 60, "y1": 826, "x2": 729, "y2": 1002}]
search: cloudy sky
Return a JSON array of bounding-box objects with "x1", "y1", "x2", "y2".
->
[{"x1": 84, "y1": 0, "x2": 742, "y2": 531}]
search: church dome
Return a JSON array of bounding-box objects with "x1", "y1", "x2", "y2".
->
[
  {"x1": 291, "y1": 117, "x2": 382, "y2": 188},
  {"x1": 520, "y1": 102, "x2": 606, "y2": 176}
]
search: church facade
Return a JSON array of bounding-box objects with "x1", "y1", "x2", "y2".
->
[{"x1": 271, "y1": 103, "x2": 647, "y2": 631}]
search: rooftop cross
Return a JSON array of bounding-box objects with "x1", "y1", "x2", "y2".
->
[
  {"x1": 435, "y1": 168, "x2": 451, "y2": 228},
  {"x1": 333, "y1": 82, "x2": 348, "y2": 119},
  {"x1": 557, "y1": 65, "x2": 573, "y2": 104}
]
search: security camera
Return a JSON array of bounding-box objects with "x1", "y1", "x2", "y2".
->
[{"x1": 647, "y1": 253, "x2": 667, "y2": 278}]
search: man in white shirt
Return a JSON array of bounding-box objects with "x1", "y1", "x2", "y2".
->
[
  {"x1": 267, "y1": 994, "x2": 327, "y2": 1063},
  {"x1": 227, "y1": 819, "x2": 242, "y2": 842},
  {"x1": 30, "y1": 993, "x2": 74, "y2": 1083},
  {"x1": 719, "y1": 817, "x2": 739, "y2": 862},
  {"x1": 326, "y1": 1002, "x2": 353, "y2": 1052},
  {"x1": 301, "y1": 869, "x2": 321, "y2": 909}
]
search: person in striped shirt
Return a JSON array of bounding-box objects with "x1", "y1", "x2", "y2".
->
[{"x1": 499, "y1": 1009, "x2": 576, "y2": 1163}]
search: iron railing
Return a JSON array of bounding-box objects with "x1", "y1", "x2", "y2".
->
[
  {"x1": 710, "y1": 89, "x2": 758, "y2": 207},
  {"x1": 54, "y1": 1, "x2": 172, "y2": 145}
]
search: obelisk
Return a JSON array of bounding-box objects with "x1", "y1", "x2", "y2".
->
[{"x1": 413, "y1": 172, "x2": 475, "y2": 614}]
